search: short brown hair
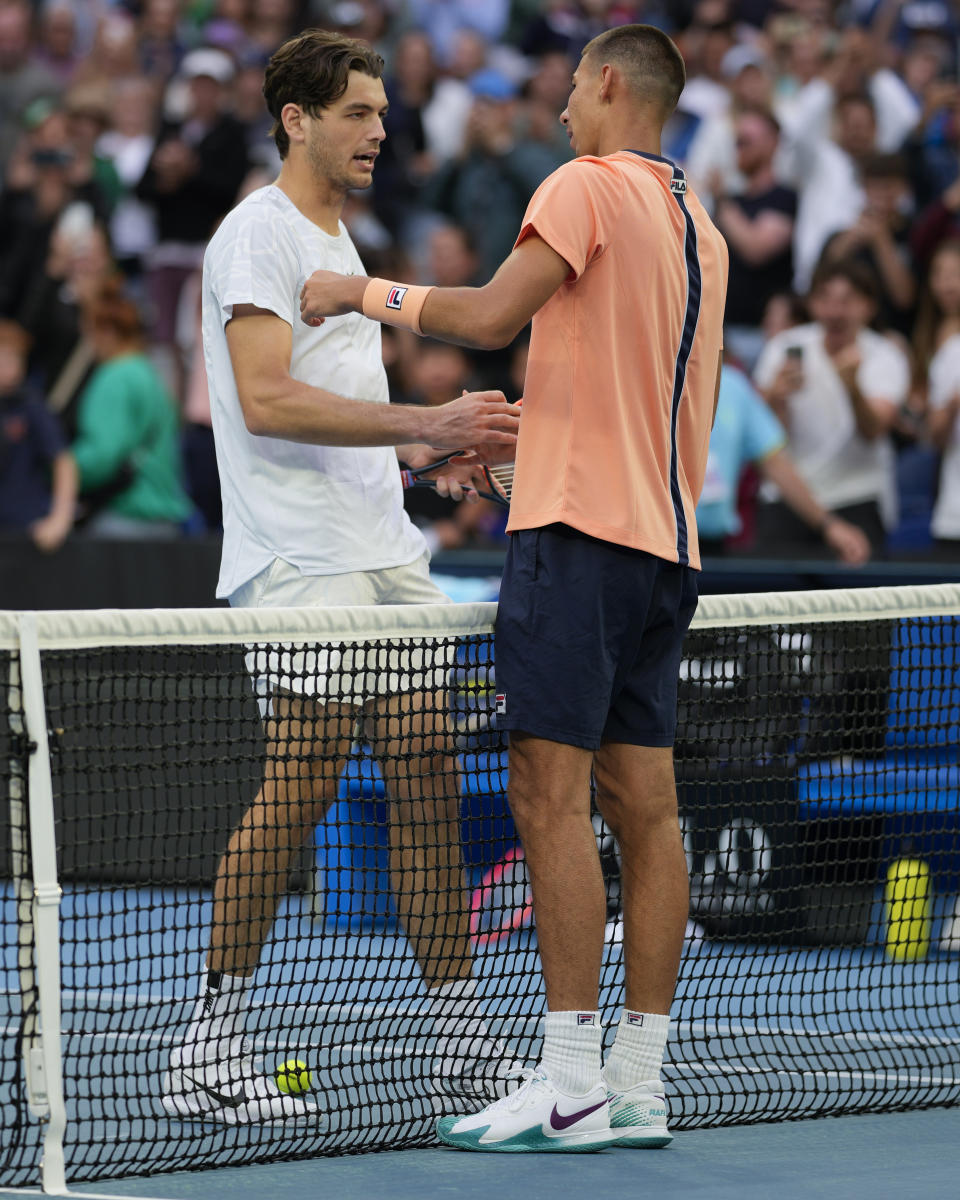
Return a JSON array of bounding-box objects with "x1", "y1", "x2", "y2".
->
[
  {"x1": 263, "y1": 29, "x2": 384, "y2": 159},
  {"x1": 582, "y1": 24, "x2": 686, "y2": 116},
  {"x1": 809, "y1": 257, "x2": 879, "y2": 301}
]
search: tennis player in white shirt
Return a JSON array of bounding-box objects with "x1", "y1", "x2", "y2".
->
[{"x1": 161, "y1": 28, "x2": 520, "y2": 1126}]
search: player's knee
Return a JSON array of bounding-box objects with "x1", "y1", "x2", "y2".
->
[{"x1": 596, "y1": 785, "x2": 678, "y2": 842}]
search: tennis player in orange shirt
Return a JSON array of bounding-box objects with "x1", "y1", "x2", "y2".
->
[{"x1": 301, "y1": 24, "x2": 728, "y2": 1153}]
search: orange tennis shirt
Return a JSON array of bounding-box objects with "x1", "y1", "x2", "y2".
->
[{"x1": 507, "y1": 150, "x2": 728, "y2": 571}]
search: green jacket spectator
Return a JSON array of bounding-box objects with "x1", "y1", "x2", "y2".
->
[{"x1": 72, "y1": 285, "x2": 192, "y2": 536}]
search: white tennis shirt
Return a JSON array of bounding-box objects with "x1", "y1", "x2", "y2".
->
[{"x1": 202, "y1": 184, "x2": 426, "y2": 598}]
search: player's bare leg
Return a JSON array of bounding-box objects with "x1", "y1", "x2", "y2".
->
[
  {"x1": 506, "y1": 731, "x2": 606, "y2": 1011},
  {"x1": 209, "y1": 696, "x2": 357, "y2": 975},
  {"x1": 163, "y1": 694, "x2": 356, "y2": 1124},
  {"x1": 367, "y1": 690, "x2": 472, "y2": 985},
  {"x1": 592, "y1": 741, "x2": 686, "y2": 1149},
  {"x1": 593, "y1": 743, "x2": 688, "y2": 1013},
  {"x1": 436, "y1": 729, "x2": 614, "y2": 1151},
  {"x1": 368, "y1": 690, "x2": 520, "y2": 1104}
]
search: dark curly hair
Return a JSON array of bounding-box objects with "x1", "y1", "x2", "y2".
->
[{"x1": 263, "y1": 29, "x2": 384, "y2": 160}]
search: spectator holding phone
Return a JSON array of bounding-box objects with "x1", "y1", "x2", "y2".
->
[{"x1": 753, "y1": 259, "x2": 908, "y2": 557}]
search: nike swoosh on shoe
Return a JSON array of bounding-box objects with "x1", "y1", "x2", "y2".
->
[
  {"x1": 549, "y1": 1099, "x2": 607, "y2": 1131},
  {"x1": 182, "y1": 1072, "x2": 246, "y2": 1110}
]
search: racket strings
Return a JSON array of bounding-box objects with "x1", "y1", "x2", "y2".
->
[{"x1": 485, "y1": 464, "x2": 514, "y2": 503}]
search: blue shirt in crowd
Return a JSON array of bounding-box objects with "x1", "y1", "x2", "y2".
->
[
  {"x1": 0, "y1": 387, "x2": 66, "y2": 529},
  {"x1": 696, "y1": 365, "x2": 785, "y2": 540}
]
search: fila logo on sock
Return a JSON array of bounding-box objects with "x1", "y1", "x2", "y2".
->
[
  {"x1": 577, "y1": 1013, "x2": 596, "y2": 1026},
  {"x1": 386, "y1": 286, "x2": 408, "y2": 310},
  {"x1": 626, "y1": 1012, "x2": 644, "y2": 1027},
  {"x1": 495, "y1": 693, "x2": 506, "y2": 714}
]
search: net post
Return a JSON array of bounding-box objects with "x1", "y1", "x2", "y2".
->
[{"x1": 16, "y1": 613, "x2": 67, "y2": 1196}]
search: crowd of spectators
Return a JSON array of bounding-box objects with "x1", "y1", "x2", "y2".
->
[{"x1": 1, "y1": 0, "x2": 960, "y2": 566}]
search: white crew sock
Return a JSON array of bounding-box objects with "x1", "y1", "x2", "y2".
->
[
  {"x1": 426, "y1": 977, "x2": 492, "y2": 1058},
  {"x1": 540, "y1": 1010, "x2": 603, "y2": 1096},
  {"x1": 603, "y1": 1010, "x2": 670, "y2": 1091},
  {"x1": 182, "y1": 969, "x2": 253, "y2": 1063}
]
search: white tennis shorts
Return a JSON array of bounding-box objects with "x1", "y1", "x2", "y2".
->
[{"x1": 230, "y1": 553, "x2": 452, "y2": 708}]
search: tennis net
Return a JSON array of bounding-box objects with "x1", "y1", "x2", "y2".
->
[{"x1": 1, "y1": 585, "x2": 959, "y2": 1188}]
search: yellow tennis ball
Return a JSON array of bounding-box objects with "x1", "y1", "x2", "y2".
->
[{"x1": 275, "y1": 1058, "x2": 312, "y2": 1095}]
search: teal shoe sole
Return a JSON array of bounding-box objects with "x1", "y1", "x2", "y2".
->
[{"x1": 436, "y1": 1117, "x2": 615, "y2": 1153}]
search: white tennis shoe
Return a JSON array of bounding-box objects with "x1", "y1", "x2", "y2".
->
[
  {"x1": 161, "y1": 1037, "x2": 326, "y2": 1126},
  {"x1": 436, "y1": 1066, "x2": 616, "y2": 1152},
  {"x1": 606, "y1": 1078, "x2": 672, "y2": 1147}
]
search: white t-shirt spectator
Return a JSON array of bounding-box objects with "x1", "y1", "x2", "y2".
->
[
  {"x1": 754, "y1": 323, "x2": 908, "y2": 525},
  {"x1": 780, "y1": 74, "x2": 920, "y2": 290},
  {"x1": 928, "y1": 333, "x2": 960, "y2": 539},
  {"x1": 202, "y1": 185, "x2": 426, "y2": 599}
]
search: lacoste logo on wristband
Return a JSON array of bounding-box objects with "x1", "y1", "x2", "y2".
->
[{"x1": 386, "y1": 286, "x2": 408, "y2": 310}]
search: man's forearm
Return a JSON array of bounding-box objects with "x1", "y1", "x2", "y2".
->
[
  {"x1": 419, "y1": 285, "x2": 515, "y2": 350},
  {"x1": 242, "y1": 377, "x2": 433, "y2": 445},
  {"x1": 49, "y1": 453, "x2": 78, "y2": 521}
]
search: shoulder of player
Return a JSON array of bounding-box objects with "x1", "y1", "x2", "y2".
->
[
  {"x1": 543, "y1": 154, "x2": 625, "y2": 183},
  {"x1": 539, "y1": 155, "x2": 627, "y2": 206},
  {"x1": 205, "y1": 188, "x2": 298, "y2": 259}
]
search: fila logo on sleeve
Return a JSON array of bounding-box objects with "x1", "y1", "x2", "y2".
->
[{"x1": 386, "y1": 286, "x2": 408, "y2": 310}]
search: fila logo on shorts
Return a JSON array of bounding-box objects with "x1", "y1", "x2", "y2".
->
[
  {"x1": 386, "y1": 286, "x2": 408, "y2": 310},
  {"x1": 577, "y1": 1013, "x2": 596, "y2": 1026},
  {"x1": 495, "y1": 693, "x2": 506, "y2": 714}
]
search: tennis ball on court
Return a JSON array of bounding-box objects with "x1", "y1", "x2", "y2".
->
[{"x1": 275, "y1": 1058, "x2": 313, "y2": 1095}]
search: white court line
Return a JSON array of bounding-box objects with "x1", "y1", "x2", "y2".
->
[
  {"x1": 7, "y1": 1011, "x2": 960, "y2": 1053},
  {"x1": 666, "y1": 1061, "x2": 959, "y2": 1087},
  {"x1": 6, "y1": 1021, "x2": 956, "y2": 1078},
  {"x1": 0, "y1": 1026, "x2": 429, "y2": 1060},
  {"x1": 0, "y1": 1191, "x2": 179, "y2": 1200},
  {"x1": 675, "y1": 1021, "x2": 960, "y2": 1048}
]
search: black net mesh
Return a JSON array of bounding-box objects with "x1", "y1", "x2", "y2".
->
[{"x1": 0, "y1": 613, "x2": 959, "y2": 1186}]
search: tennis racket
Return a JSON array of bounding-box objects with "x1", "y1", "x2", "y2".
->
[{"x1": 400, "y1": 453, "x2": 514, "y2": 507}]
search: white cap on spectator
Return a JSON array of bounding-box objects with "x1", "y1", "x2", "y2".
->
[
  {"x1": 180, "y1": 48, "x2": 235, "y2": 84},
  {"x1": 721, "y1": 44, "x2": 768, "y2": 79}
]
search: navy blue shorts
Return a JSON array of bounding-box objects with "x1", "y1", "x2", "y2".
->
[{"x1": 494, "y1": 524, "x2": 699, "y2": 750}]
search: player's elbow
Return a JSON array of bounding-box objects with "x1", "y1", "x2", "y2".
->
[
  {"x1": 237, "y1": 374, "x2": 292, "y2": 437},
  {"x1": 471, "y1": 312, "x2": 523, "y2": 351}
]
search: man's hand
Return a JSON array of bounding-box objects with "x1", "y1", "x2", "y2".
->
[
  {"x1": 765, "y1": 355, "x2": 804, "y2": 412},
  {"x1": 823, "y1": 515, "x2": 870, "y2": 566},
  {"x1": 427, "y1": 390, "x2": 520, "y2": 450},
  {"x1": 421, "y1": 452, "x2": 493, "y2": 503},
  {"x1": 300, "y1": 271, "x2": 368, "y2": 326},
  {"x1": 29, "y1": 510, "x2": 72, "y2": 553},
  {"x1": 830, "y1": 343, "x2": 862, "y2": 392}
]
